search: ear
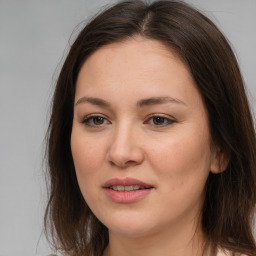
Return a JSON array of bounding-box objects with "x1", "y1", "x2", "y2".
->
[{"x1": 210, "y1": 146, "x2": 230, "y2": 174}]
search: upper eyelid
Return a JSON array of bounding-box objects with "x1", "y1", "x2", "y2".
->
[
  {"x1": 82, "y1": 113, "x2": 110, "y2": 120},
  {"x1": 145, "y1": 113, "x2": 176, "y2": 121},
  {"x1": 84, "y1": 113, "x2": 107, "y2": 118},
  {"x1": 82, "y1": 113, "x2": 175, "y2": 120}
]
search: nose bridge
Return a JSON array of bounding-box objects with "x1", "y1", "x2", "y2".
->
[
  {"x1": 113, "y1": 120, "x2": 132, "y2": 145},
  {"x1": 107, "y1": 119, "x2": 144, "y2": 167}
]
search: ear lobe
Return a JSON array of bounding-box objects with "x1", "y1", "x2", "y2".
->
[{"x1": 210, "y1": 147, "x2": 230, "y2": 174}]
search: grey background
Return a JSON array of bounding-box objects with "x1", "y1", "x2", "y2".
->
[{"x1": 0, "y1": 1, "x2": 255, "y2": 255}]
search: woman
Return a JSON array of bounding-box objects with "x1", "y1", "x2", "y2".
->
[{"x1": 44, "y1": 1, "x2": 256, "y2": 256}]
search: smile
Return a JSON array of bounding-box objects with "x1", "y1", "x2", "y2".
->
[
  {"x1": 103, "y1": 177, "x2": 153, "y2": 203},
  {"x1": 110, "y1": 185, "x2": 147, "y2": 191}
]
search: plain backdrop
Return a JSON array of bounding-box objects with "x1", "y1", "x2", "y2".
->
[{"x1": 0, "y1": 1, "x2": 255, "y2": 255}]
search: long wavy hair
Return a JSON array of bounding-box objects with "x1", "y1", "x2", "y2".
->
[{"x1": 44, "y1": 1, "x2": 256, "y2": 255}]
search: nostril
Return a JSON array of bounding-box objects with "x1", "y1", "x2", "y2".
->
[
  {"x1": 109, "y1": 159, "x2": 139, "y2": 168},
  {"x1": 107, "y1": 138, "x2": 145, "y2": 167}
]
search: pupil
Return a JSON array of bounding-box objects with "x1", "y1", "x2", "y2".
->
[
  {"x1": 94, "y1": 117, "x2": 104, "y2": 125},
  {"x1": 154, "y1": 117, "x2": 164, "y2": 125}
]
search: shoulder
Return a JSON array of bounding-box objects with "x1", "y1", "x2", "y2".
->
[
  {"x1": 39, "y1": 255, "x2": 58, "y2": 256},
  {"x1": 37, "y1": 254, "x2": 58, "y2": 256}
]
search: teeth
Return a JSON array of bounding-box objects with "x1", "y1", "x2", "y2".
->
[{"x1": 111, "y1": 185, "x2": 143, "y2": 191}]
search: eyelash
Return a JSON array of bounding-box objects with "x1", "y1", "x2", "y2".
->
[
  {"x1": 146, "y1": 114, "x2": 176, "y2": 127},
  {"x1": 82, "y1": 115, "x2": 110, "y2": 128},
  {"x1": 82, "y1": 114, "x2": 176, "y2": 128}
]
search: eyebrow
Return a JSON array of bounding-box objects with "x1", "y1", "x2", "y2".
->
[
  {"x1": 137, "y1": 96, "x2": 186, "y2": 107},
  {"x1": 75, "y1": 96, "x2": 186, "y2": 107},
  {"x1": 75, "y1": 97, "x2": 111, "y2": 107}
]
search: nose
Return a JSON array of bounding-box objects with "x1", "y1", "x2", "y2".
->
[{"x1": 107, "y1": 124, "x2": 144, "y2": 168}]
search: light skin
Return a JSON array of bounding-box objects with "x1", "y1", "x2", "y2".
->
[{"x1": 71, "y1": 37, "x2": 224, "y2": 256}]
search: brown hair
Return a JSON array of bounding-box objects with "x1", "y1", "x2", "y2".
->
[{"x1": 44, "y1": 1, "x2": 256, "y2": 255}]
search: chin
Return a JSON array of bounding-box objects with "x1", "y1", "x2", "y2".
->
[{"x1": 101, "y1": 216, "x2": 158, "y2": 238}]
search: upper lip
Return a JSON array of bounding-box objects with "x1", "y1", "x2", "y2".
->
[{"x1": 103, "y1": 177, "x2": 153, "y2": 188}]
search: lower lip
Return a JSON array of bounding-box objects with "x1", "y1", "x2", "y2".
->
[{"x1": 104, "y1": 188, "x2": 152, "y2": 203}]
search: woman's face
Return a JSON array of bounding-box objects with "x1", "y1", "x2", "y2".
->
[{"x1": 71, "y1": 37, "x2": 219, "y2": 238}]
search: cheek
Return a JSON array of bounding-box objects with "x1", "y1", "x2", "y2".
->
[
  {"x1": 147, "y1": 128, "x2": 212, "y2": 189},
  {"x1": 71, "y1": 132, "x2": 105, "y2": 174},
  {"x1": 71, "y1": 131, "x2": 107, "y2": 206},
  {"x1": 147, "y1": 135, "x2": 211, "y2": 218}
]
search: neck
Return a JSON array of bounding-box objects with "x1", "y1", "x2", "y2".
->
[{"x1": 103, "y1": 220, "x2": 206, "y2": 256}]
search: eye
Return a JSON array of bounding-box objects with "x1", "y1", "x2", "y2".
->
[
  {"x1": 146, "y1": 115, "x2": 176, "y2": 127},
  {"x1": 82, "y1": 115, "x2": 110, "y2": 127}
]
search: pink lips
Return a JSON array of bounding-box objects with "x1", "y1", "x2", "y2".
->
[{"x1": 103, "y1": 177, "x2": 153, "y2": 203}]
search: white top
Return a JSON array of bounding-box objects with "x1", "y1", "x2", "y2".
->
[
  {"x1": 217, "y1": 249, "x2": 247, "y2": 256},
  {"x1": 43, "y1": 249, "x2": 247, "y2": 256}
]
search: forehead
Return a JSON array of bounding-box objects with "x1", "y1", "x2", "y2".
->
[
  {"x1": 79, "y1": 37, "x2": 185, "y2": 80},
  {"x1": 75, "y1": 37, "x2": 203, "y2": 111}
]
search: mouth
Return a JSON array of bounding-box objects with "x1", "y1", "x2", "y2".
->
[
  {"x1": 109, "y1": 185, "x2": 151, "y2": 192},
  {"x1": 103, "y1": 177, "x2": 153, "y2": 203},
  {"x1": 103, "y1": 177, "x2": 154, "y2": 191}
]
